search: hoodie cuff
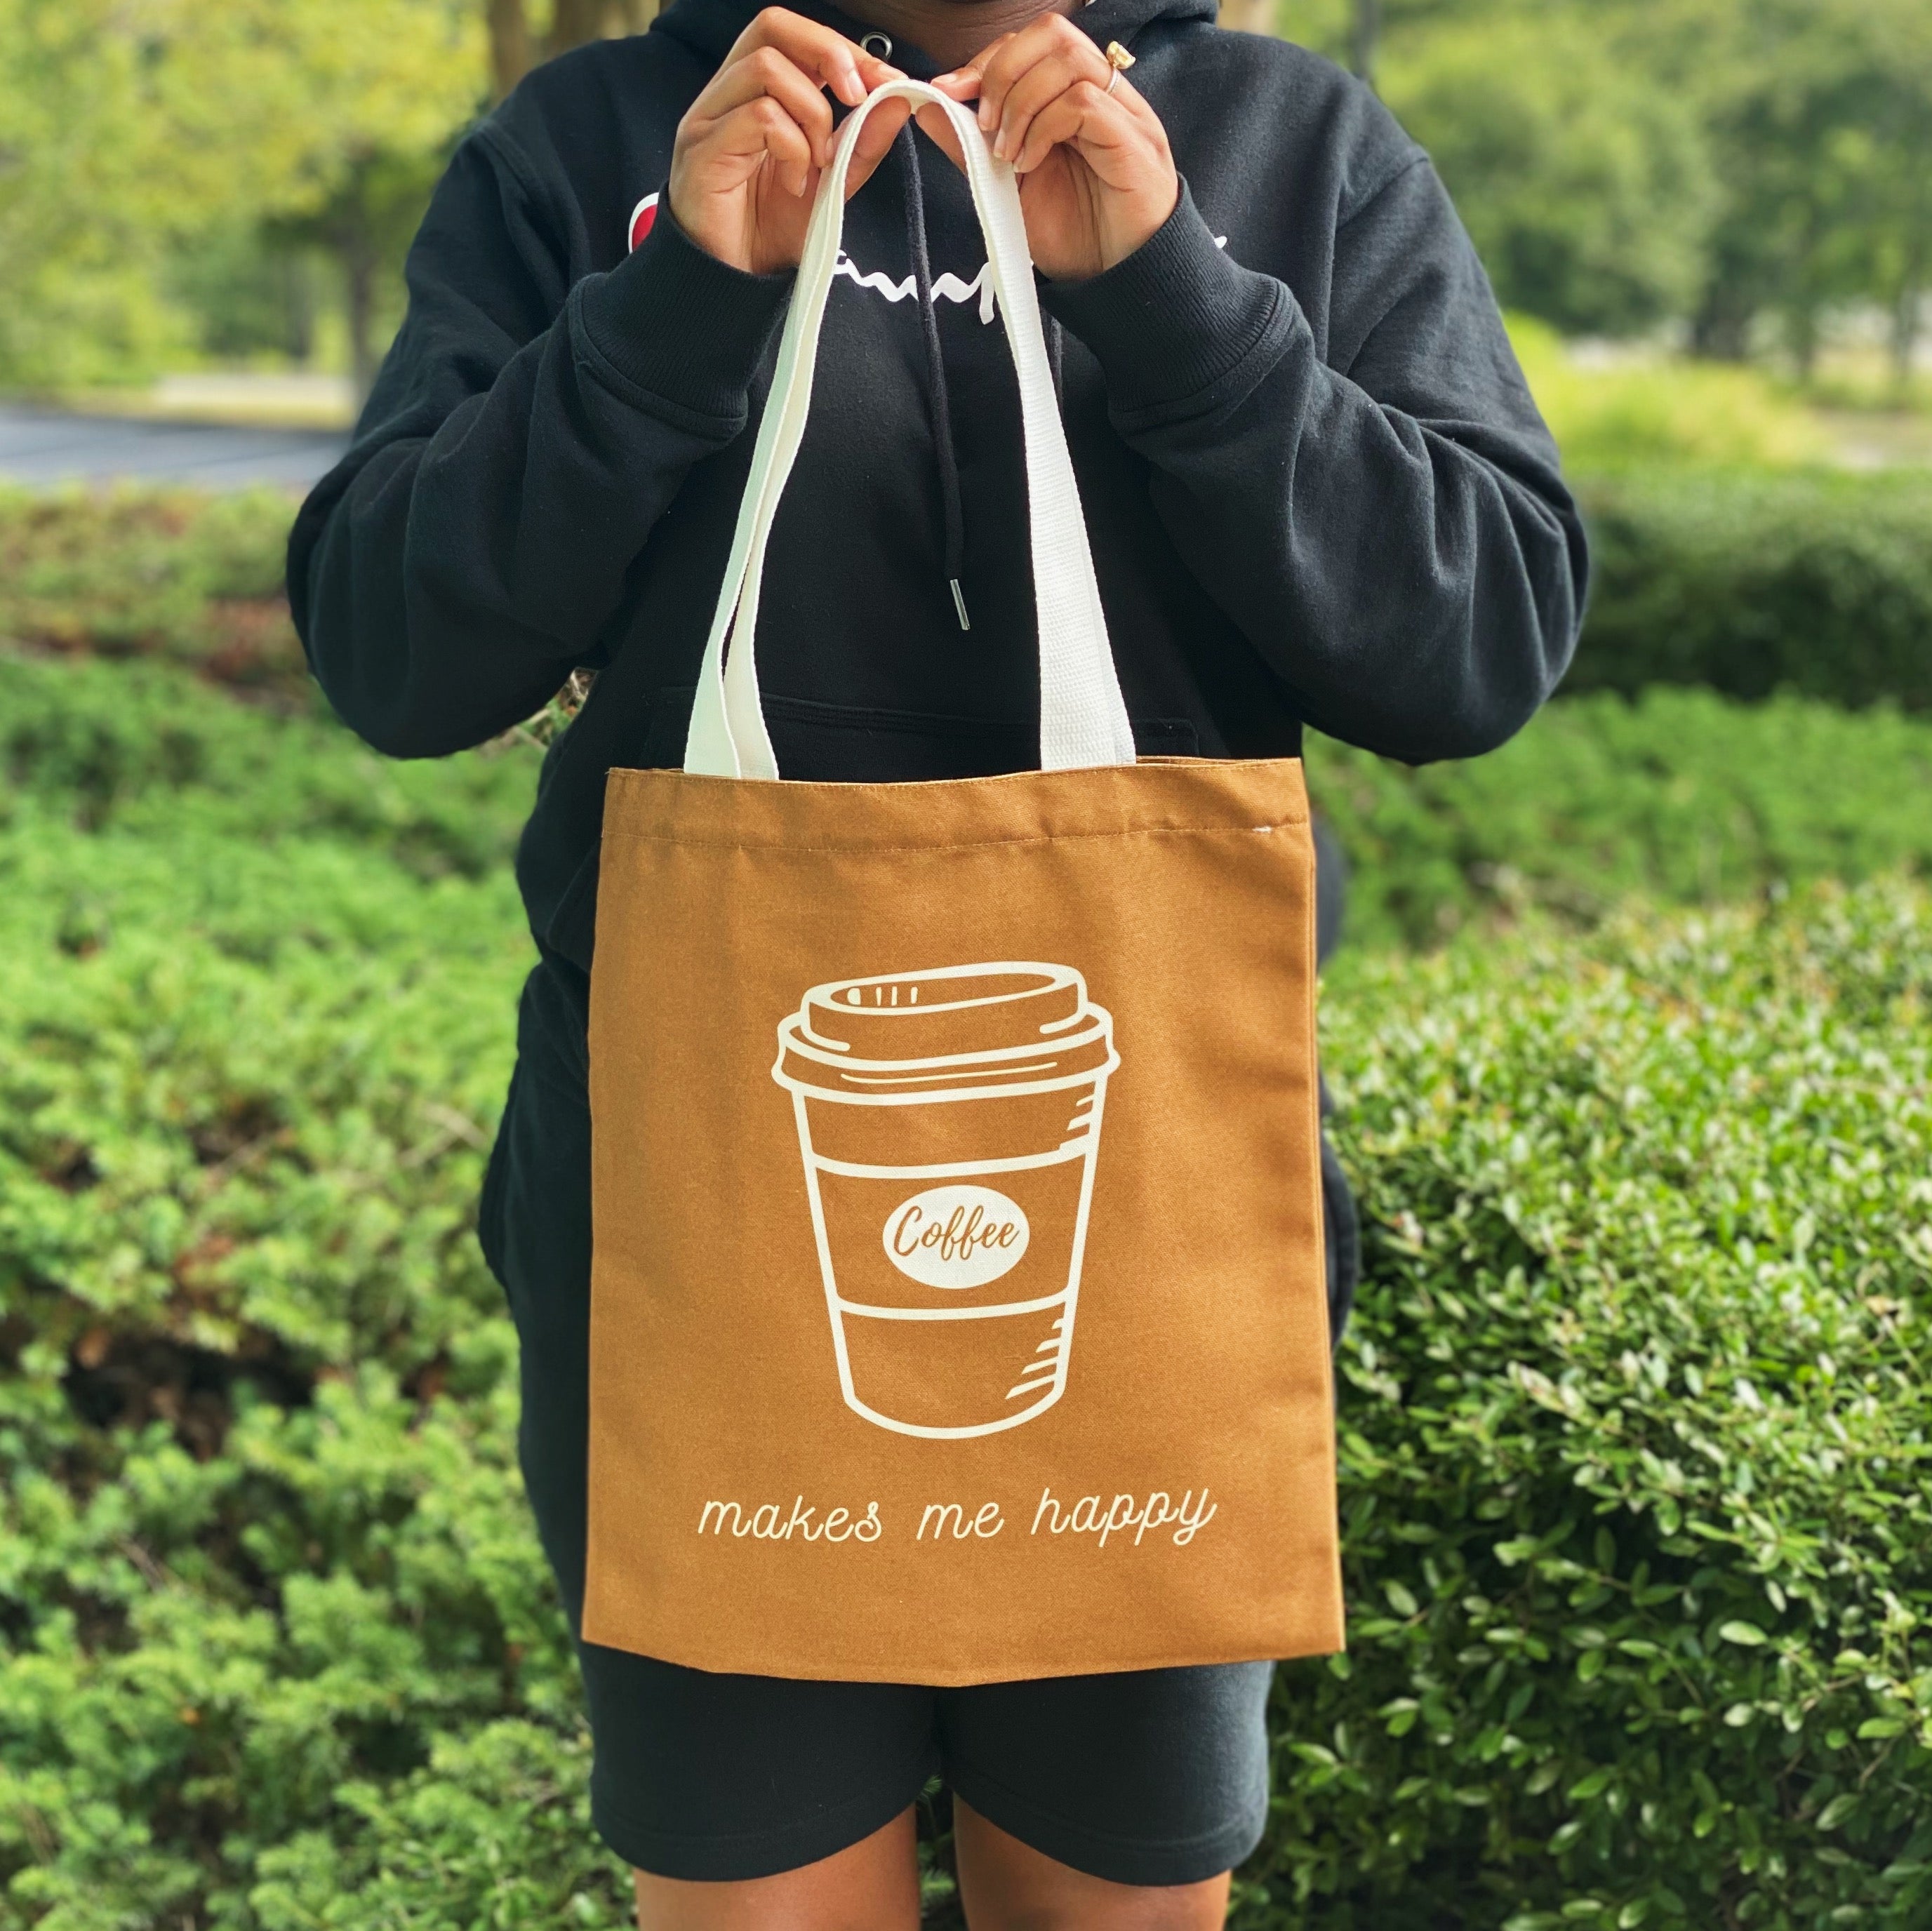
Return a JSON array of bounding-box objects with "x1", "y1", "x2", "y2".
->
[
  {"x1": 573, "y1": 203, "x2": 794, "y2": 428},
  {"x1": 1039, "y1": 181, "x2": 1295, "y2": 426}
]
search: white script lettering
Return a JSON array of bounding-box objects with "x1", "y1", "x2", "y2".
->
[{"x1": 1031, "y1": 1485, "x2": 1219, "y2": 1548}]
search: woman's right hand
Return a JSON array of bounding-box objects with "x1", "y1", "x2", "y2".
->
[{"x1": 669, "y1": 8, "x2": 908, "y2": 276}]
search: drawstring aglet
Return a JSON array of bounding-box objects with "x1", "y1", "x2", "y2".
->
[{"x1": 950, "y1": 579, "x2": 971, "y2": 631}]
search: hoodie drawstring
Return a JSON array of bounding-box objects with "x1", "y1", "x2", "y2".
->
[{"x1": 897, "y1": 122, "x2": 971, "y2": 632}]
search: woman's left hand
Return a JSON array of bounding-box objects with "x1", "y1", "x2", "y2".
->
[{"x1": 926, "y1": 17, "x2": 1178, "y2": 281}]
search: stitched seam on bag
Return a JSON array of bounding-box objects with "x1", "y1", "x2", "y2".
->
[
  {"x1": 597, "y1": 821, "x2": 1308, "y2": 856},
  {"x1": 653, "y1": 682, "x2": 1198, "y2": 746}
]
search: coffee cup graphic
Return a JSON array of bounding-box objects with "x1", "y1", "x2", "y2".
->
[{"x1": 773, "y1": 963, "x2": 1119, "y2": 1439}]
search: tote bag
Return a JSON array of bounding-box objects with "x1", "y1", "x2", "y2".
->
[{"x1": 583, "y1": 79, "x2": 1343, "y2": 1685}]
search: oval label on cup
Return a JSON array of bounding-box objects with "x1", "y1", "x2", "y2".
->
[{"x1": 882, "y1": 1184, "x2": 1030, "y2": 1290}]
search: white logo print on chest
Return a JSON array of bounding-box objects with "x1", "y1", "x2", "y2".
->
[
  {"x1": 627, "y1": 190, "x2": 1226, "y2": 321},
  {"x1": 835, "y1": 251, "x2": 1000, "y2": 323},
  {"x1": 629, "y1": 191, "x2": 997, "y2": 321},
  {"x1": 828, "y1": 234, "x2": 1228, "y2": 323}
]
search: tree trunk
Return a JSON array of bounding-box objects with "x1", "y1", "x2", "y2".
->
[
  {"x1": 1893, "y1": 283, "x2": 1924, "y2": 396},
  {"x1": 342, "y1": 216, "x2": 378, "y2": 408},
  {"x1": 282, "y1": 252, "x2": 316, "y2": 366},
  {"x1": 495, "y1": 0, "x2": 658, "y2": 85},
  {"x1": 1215, "y1": 0, "x2": 1277, "y2": 34},
  {"x1": 1691, "y1": 290, "x2": 1753, "y2": 361},
  {"x1": 1787, "y1": 301, "x2": 1821, "y2": 383},
  {"x1": 547, "y1": 0, "x2": 620, "y2": 53},
  {"x1": 546, "y1": 0, "x2": 596, "y2": 51},
  {"x1": 1891, "y1": 215, "x2": 1927, "y2": 395},
  {"x1": 488, "y1": 0, "x2": 531, "y2": 99},
  {"x1": 1351, "y1": 0, "x2": 1380, "y2": 88}
]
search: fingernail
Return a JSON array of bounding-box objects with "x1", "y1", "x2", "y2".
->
[
  {"x1": 979, "y1": 101, "x2": 995, "y2": 131},
  {"x1": 992, "y1": 127, "x2": 1007, "y2": 159}
]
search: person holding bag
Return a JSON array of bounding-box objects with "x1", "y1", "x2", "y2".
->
[{"x1": 291, "y1": 0, "x2": 1585, "y2": 1923}]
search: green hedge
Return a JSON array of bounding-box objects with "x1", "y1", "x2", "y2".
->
[
  {"x1": 0, "y1": 487, "x2": 308, "y2": 702},
  {"x1": 1570, "y1": 469, "x2": 1932, "y2": 714},
  {"x1": 13, "y1": 647, "x2": 1932, "y2": 968},
  {"x1": 6, "y1": 472, "x2": 1932, "y2": 724},
  {"x1": 1252, "y1": 882, "x2": 1932, "y2": 1929},
  {"x1": 1, "y1": 652, "x2": 533, "y2": 881},
  {"x1": 4, "y1": 659, "x2": 1929, "y2": 1925},
  {"x1": 1308, "y1": 686, "x2": 1932, "y2": 951},
  {"x1": 0, "y1": 691, "x2": 607, "y2": 1921}
]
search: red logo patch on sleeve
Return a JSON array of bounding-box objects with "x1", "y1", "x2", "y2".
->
[{"x1": 629, "y1": 193, "x2": 659, "y2": 253}]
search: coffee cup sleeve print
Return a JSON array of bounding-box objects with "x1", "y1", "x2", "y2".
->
[{"x1": 773, "y1": 963, "x2": 1119, "y2": 1439}]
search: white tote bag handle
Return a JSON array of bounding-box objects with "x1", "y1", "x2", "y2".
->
[{"x1": 683, "y1": 78, "x2": 1138, "y2": 780}]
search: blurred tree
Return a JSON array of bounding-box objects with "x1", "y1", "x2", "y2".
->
[
  {"x1": 272, "y1": 155, "x2": 452, "y2": 403},
  {"x1": 1686, "y1": 0, "x2": 1932, "y2": 378},
  {"x1": 1382, "y1": 11, "x2": 1717, "y2": 336},
  {"x1": 0, "y1": 0, "x2": 484, "y2": 392},
  {"x1": 489, "y1": 0, "x2": 533, "y2": 95},
  {"x1": 491, "y1": 0, "x2": 657, "y2": 98},
  {"x1": 1275, "y1": 0, "x2": 1932, "y2": 368},
  {"x1": 1350, "y1": 0, "x2": 1380, "y2": 86},
  {"x1": 0, "y1": 0, "x2": 194, "y2": 384},
  {"x1": 159, "y1": 0, "x2": 485, "y2": 400},
  {"x1": 1274, "y1": 0, "x2": 1490, "y2": 74},
  {"x1": 7, "y1": 0, "x2": 1924, "y2": 383},
  {"x1": 165, "y1": 225, "x2": 324, "y2": 366}
]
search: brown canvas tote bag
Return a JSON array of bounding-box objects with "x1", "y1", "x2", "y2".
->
[{"x1": 583, "y1": 79, "x2": 1343, "y2": 1685}]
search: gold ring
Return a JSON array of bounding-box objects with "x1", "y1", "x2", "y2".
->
[{"x1": 1103, "y1": 40, "x2": 1134, "y2": 93}]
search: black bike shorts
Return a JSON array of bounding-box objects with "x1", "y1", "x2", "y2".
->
[
  {"x1": 580, "y1": 1646, "x2": 1274, "y2": 1883},
  {"x1": 481, "y1": 958, "x2": 1277, "y2": 1885}
]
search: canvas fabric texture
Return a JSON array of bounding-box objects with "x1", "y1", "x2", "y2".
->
[{"x1": 582, "y1": 82, "x2": 1343, "y2": 1685}]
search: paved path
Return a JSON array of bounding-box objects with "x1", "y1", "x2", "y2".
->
[{"x1": 0, "y1": 406, "x2": 349, "y2": 490}]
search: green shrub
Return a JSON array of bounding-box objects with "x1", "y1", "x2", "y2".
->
[
  {"x1": 1, "y1": 652, "x2": 535, "y2": 880},
  {"x1": 1241, "y1": 879, "x2": 1932, "y2": 1929},
  {"x1": 1309, "y1": 686, "x2": 1932, "y2": 950},
  {"x1": 0, "y1": 804, "x2": 631, "y2": 1922},
  {"x1": 1570, "y1": 469, "x2": 1932, "y2": 714},
  {"x1": 5, "y1": 618, "x2": 1930, "y2": 1925},
  {"x1": 0, "y1": 486, "x2": 305, "y2": 700},
  {"x1": 1510, "y1": 321, "x2": 1832, "y2": 472},
  {"x1": 7, "y1": 470, "x2": 1930, "y2": 728},
  {"x1": 18, "y1": 646, "x2": 1932, "y2": 966}
]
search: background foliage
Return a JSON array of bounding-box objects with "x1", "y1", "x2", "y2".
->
[
  {"x1": 4, "y1": 648, "x2": 1928, "y2": 1925},
  {"x1": 1283, "y1": 0, "x2": 1932, "y2": 381},
  {"x1": 0, "y1": 0, "x2": 482, "y2": 392},
  {"x1": 1309, "y1": 688, "x2": 1932, "y2": 951},
  {"x1": 1252, "y1": 880, "x2": 1932, "y2": 1927},
  {"x1": 1566, "y1": 471, "x2": 1932, "y2": 714},
  {"x1": 2, "y1": 0, "x2": 1929, "y2": 392},
  {"x1": 2, "y1": 0, "x2": 1929, "y2": 1917},
  {"x1": 1380, "y1": 12, "x2": 1716, "y2": 338}
]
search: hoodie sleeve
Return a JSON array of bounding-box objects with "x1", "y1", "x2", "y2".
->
[
  {"x1": 1040, "y1": 166, "x2": 1587, "y2": 765},
  {"x1": 287, "y1": 126, "x2": 792, "y2": 759}
]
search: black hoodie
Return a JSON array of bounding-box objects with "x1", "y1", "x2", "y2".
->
[
  {"x1": 289, "y1": 0, "x2": 1582, "y2": 1359},
  {"x1": 289, "y1": 0, "x2": 1585, "y2": 979}
]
